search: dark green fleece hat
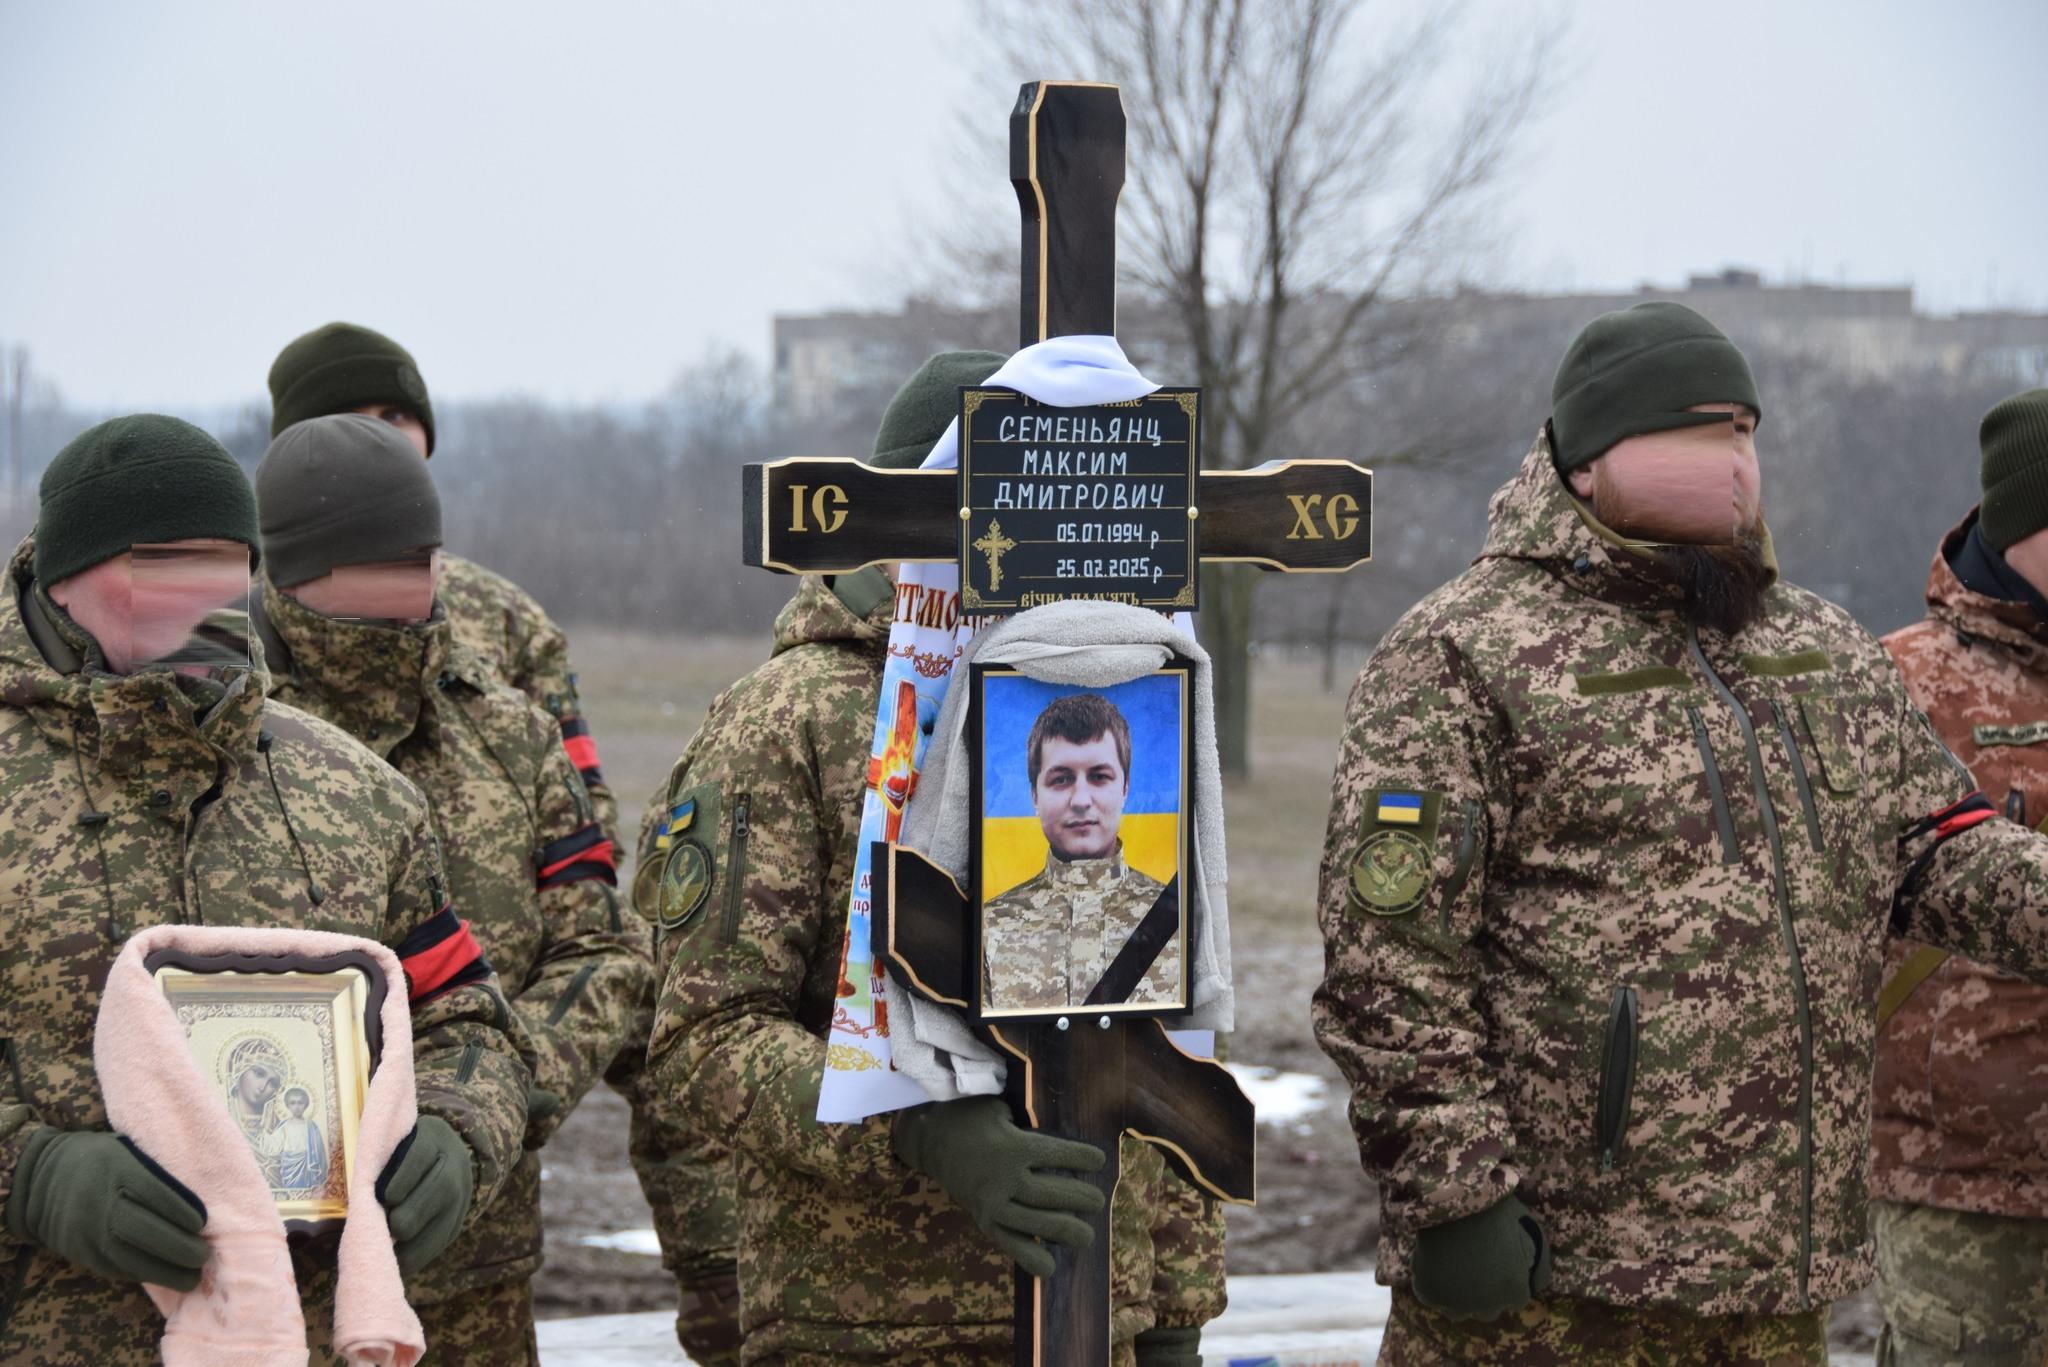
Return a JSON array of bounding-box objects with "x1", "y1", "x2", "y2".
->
[
  {"x1": 1550, "y1": 302, "x2": 1761, "y2": 474},
  {"x1": 256, "y1": 414, "x2": 442, "y2": 589},
  {"x1": 35, "y1": 414, "x2": 259, "y2": 587},
  {"x1": 871, "y1": 350, "x2": 1008, "y2": 468},
  {"x1": 268, "y1": 322, "x2": 436, "y2": 454},
  {"x1": 1979, "y1": 389, "x2": 2048, "y2": 552}
]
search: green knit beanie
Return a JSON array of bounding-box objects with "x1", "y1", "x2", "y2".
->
[
  {"x1": 256, "y1": 415, "x2": 443, "y2": 589},
  {"x1": 1550, "y1": 302, "x2": 1761, "y2": 474},
  {"x1": 268, "y1": 322, "x2": 437, "y2": 455},
  {"x1": 1979, "y1": 389, "x2": 2048, "y2": 552},
  {"x1": 35, "y1": 415, "x2": 259, "y2": 587},
  {"x1": 872, "y1": 350, "x2": 1009, "y2": 468}
]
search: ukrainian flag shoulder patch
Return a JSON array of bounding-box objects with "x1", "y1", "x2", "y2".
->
[{"x1": 1376, "y1": 792, "x2": 1425, "y2": 825}]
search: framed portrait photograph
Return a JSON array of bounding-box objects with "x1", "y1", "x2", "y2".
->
[
  {"x1": 144, "y1": 948, "x2": 386, "y2": 1235},
  {"x1": 970, "y1": 659, "x2": 1194, "y2": 1022}
]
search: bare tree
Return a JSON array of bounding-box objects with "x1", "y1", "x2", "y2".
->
[
  {"x1": 982, "y1": 0, "x2": 1559, "y2": 773},
  {"x1": 7, "y1": 347, "x2": 27, "y2": 508}
]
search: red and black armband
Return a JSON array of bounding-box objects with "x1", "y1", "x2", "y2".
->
[
  {"x1": 536, "y1": 822, "x2": 618, "y2": 890},
  {"x1": 398, "y1": 906, "x2": 492, "y2": 1004},
  {"x1": 559, "y1": 715, "x2": 605, "y2": 792},
  {"x1": 1891, "y1": 791, "x2": 2001, "y2": 930}
]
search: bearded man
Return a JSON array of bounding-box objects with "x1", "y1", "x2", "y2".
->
[{"x1": 1314, "y1": 303, "x2": 2048, "y2": 1364}]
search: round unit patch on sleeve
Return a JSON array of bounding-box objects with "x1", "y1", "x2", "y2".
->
[
  {"x1": 1349, "y1": 828, "x2": 1432, "y2": 917},
  {"x1": 660, "y1": 839, "x2": 715, "y2": 931}
]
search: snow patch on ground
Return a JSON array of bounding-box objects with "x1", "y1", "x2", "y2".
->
[
  {"x1": 1225, "y1": 1063, "x2": 1329, "y2": 1131},
  {"x1": 578, "y1": 1229, "x2": 663, "y2": 1256}
]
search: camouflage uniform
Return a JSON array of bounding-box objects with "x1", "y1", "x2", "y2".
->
[
  {"x1": 982, "y1": 849, "x2": 1175, "y2": 1010},
  {"x1": 258, "y1": 579, "x2": 653, "y2": 1362},
  {"x1": 1313, "y1": 433, "x2": 2048, "y2": 1355},
  {"x1": 0, "y1": 538, "x2": 531, "y2": 1364},
  {"x1": 1379, "y1": 1287, "x2": 1829, "y2": 1366},
  {"x1": 1871, "y1": 515, "x2": 2048, "y2": 1366},
  {"x1": 644, "y1": 575, "x2": 1227, "y2": 1364}
]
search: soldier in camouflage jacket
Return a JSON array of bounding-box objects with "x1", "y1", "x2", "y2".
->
[
  {"x1": 1316, "y1": 307, "x2": 2048, "y2": 1363},
  {"x1": 1871, "y1": 390, "x2": 2048, "y2": 1365},
  {"x1": 644, "y1": 567, "x2": 1225, "y2": 1365},
  {"x1": 255, "y1": 414, "x2": 653, "y2": 1363},
  {"x1": 0, "y1": 417, "x2": 530, "y2": 1364}
]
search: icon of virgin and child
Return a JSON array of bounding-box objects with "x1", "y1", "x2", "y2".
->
[{"x1": 222, "y1": 1035, "x2": 330, "y2": 1195}]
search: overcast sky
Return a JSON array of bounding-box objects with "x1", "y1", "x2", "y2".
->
[{"x1": 3, "y1": 0, "x2": 2043, "y2": 409}]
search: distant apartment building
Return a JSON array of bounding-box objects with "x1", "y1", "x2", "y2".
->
[{"x1": 773, "y1": 268, "x2": 2048, "y2": 416}]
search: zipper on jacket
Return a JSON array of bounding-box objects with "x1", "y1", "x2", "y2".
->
[
  {"x1": 455, "y1": 1040, "x2": 484, "y2": 1084},
  {"x1": 1687, "y1": 705, "x2": 1739, "y2": 864},
  {"x1": 1439, "y1": 800, "x2": 1482, "y2": 936},
  {"x1": 547, "y1": 962, "x2": 600, "y2": 1026},
  {"x1": 1771, "y1": 700, "x2": 1825, "y2": 851},
  {"x1": 720, "y1": 794, "x2": 753, "y2": 945},
  {"x1": 1690, "y1": 625, "x2": 1814, "y2": 1310},
  {"x1": 1596, "y1": 986, "x2": 1639, "y2": 1172}
]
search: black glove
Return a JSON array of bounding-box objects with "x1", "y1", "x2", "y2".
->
[
  {"x1": 376, "y1": 1115, "x2": 474, "y2": 1275},
  {"x1": 4, "y1": 1129, "x2": 209, "y2": 1290},
  {"x1": 1410, "y1": 1192, "x2": 1551, "y2": 1322},
  {"x1": 1133, "y1": 1323, "x2": 1203, "y2": 1366},
  {"x1": 891, "y1": 1096, "x2": 1105, "y2": 1278}
]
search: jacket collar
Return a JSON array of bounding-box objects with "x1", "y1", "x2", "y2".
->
[
  {"x1": 1476, "y1": 426, "x2": 1780, "y2": 616},
  {"x1": 256, "y1": 578, "x2": 473, "y2": 760},
  {"x1": 1926, "y1": 512, "x2": 2048, "y2": 669}
]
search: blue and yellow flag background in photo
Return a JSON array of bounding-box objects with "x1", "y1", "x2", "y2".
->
[{"x1": 980, "y1": 670, "x2": 1185, "y2": 901}]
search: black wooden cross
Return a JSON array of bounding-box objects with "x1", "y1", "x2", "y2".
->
[{"x1": 744, "y1": 79, "x2": 1377, "y2": 1363}]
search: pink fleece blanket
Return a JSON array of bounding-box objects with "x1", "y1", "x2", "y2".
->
[{"x1": 96, "y1": 924, "x2": 425, "y2": 1367}]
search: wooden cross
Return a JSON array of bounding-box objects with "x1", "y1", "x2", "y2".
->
[{"x1": 745, "y1": 80, "x2": 1377, "y2": 1363}]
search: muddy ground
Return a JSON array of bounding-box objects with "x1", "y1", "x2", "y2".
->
[{"x1": 528, "y1": 627, "x2": 1881, "y2": 1351}]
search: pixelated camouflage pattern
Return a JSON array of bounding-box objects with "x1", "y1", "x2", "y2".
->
[
  {"x1": 411, "y1": 1273, "x2": 541, "y2": 1366},
  {"x1": 437, "y1": 551, "x2": 617, "y2": 841},
  {"x1": 0, "y1": 537, "x2": 529, "y2": 1361},
  {"x1": 1872, "y1": 1198, "x2": 2048, "y2": 1366},
  {"x1": 983, "y1": 849, "x2": 1175, "y2": 1010},
  {"x1": 1874, "y1": 516, "x2": 2048, "y2": 1219},
  {"x1": 1378, "y1": 1286, "x2": 1828, "y2": 1365},
  {"x1": 1313, "y1": 432, "x2": 2048, "y2": 1317},
  {"x1": 646, "y1": 575, "x2": 1225, "y2": 1361},
  {"x1": 261, "y1": 580, "x2": 653, "y2": 1308},
  {"x1": 629, "y1": 784, "x2": 741, "y2": 1360}
]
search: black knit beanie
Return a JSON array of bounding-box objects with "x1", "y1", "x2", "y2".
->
[
  {"x1": 268, "y1": 322, "x2": 437, "y2": 454},
  {"x1": 35, "y1": 414, "x2": 259, "y2": 587},
  {"x1": 256, "y1": 415, "x2": 443, "y2": 589},
  {"x1": 1979, "y1": 389, "x2": 2048, "y2": 553},
  {"x1": 1550, "y1": 302, "x2": 1761, "y2": 474},
  {"x1": 872, "y1": 350, "x2": 1009, "y2": 468}
]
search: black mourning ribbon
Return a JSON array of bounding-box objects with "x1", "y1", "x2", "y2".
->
[{"x1": 1081, "y1": 874, "x2": 1184, "y2": 1008}]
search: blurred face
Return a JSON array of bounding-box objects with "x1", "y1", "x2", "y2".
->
[
  {"x1": 2006, "y1": 526, "x2": 2048, "y2": 601},
  {"x1": 348, "y1": 403, "x2": 430, "y2": 458},
  {"x1": 283, "y1": 550, "x2": 442, "y2": 623},
  {"x1": 1568, "y1": 404, "x2": 1762, "y2": 542},
  {"x1": 1033, "y1": 731, "x2": 1128, "y2": 861},
  {"x1": 287, "y1": 1094, "x2": 308, "y2": 1118},
  {"x1": 49, "y1": 539, "x2": 251, "y2": 675}
]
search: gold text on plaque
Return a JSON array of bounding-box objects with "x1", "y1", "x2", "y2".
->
[
  {"x1": 788, "y1": 484, "x2": 849, "y2": 535},
  {"x1": 1285, "y1": 493, "x2": 1361, "y2": 542}
]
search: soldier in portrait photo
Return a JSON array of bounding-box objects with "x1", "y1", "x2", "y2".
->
[{"x1": 982, "y1": 690, "x2": 1181, "y2": 1014}]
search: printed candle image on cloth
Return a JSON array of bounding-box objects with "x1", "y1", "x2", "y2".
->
[{"x1": 979, "y1": 670, "x2": 1187, "y2": 1016}]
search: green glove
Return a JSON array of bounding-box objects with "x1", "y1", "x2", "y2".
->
[
  {"x1": 891, "y1": 1096, "x2": 1106, "y2": 1278},
  {"x1": 522, "y1": 1087, "x2": 563, "y2": 1151},
  {"x1": 376, "y1": 1115, "x2": 474, "y2": 1275},
  {"x1": 1410, "y1": 1193, "x2": 1551, "y2": 1322},
  {"x1": 4, "y1": 1129, "x2": 209, "y2": 1291},
  {"x1": 1133, "y1": 1323, "x2": 1203, "y2": 1366}
]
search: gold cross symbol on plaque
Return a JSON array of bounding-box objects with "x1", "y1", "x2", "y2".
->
[{"x1": 973, "y1": 519, "x2": 1018, "y2": 591}]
